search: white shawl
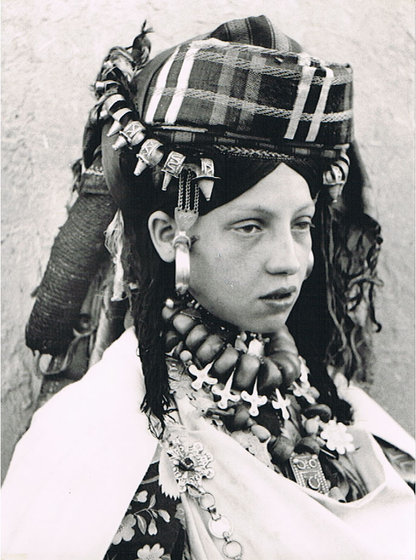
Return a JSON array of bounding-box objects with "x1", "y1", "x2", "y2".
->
[{"x1": 2, "y1": 328, "x2": 414, "y2": 560}]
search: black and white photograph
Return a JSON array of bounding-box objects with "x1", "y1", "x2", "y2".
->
[{"x1": 2, "y1": 1, "x2": 415, "y2": 559}]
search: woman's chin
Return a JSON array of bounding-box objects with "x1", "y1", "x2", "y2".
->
[
  {"x1": 233, "y1": 314, "x2": 289, "y2": 335},
  {"x1": 190, "y1": 295, "x2": 290, "y2": 334}
]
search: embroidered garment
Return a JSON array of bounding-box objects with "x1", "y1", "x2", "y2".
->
[
  {"x1": 104, "y1": 457, "x2": 188, "y2": 560},
  {"x1": 2, "y1": 329, "x2": 415, "y2": 560}
]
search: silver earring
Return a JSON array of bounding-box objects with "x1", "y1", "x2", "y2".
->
[
  {"x1": 306, "y1": 251, "x2": 314, "y2": 279},
  {"x1": 173, "y1": 169, "x2": 199, "y2": 295},
  {"x1": 174, "y1": 233, "x2": 191, "y2": 295}
]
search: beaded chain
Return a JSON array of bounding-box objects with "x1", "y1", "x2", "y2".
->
[{"x1": 163, "y1": 434, "x2": 243, "y2": 559}]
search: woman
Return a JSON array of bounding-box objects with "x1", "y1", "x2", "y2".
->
[{"x1": 2, "y1": 15, "x2": 414, "y2": 560}]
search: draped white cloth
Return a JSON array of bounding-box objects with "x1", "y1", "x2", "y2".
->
[{"x1": 2, "y1": 328, "x2": 414, "y2": 560}]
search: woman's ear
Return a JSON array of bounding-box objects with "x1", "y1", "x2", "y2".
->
[{"x1": 148, "y1": 211, "x2": 177, "y2": 263}]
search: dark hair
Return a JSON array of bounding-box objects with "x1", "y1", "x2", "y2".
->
[{"x1": 123, "y1": 150, "x2": 382, "y2": 429}]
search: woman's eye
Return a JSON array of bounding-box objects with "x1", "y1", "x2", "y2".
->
[
  {"x1": 232, "y1": 222, "x2": 262, "y2": 234},
  {"x1": 292, "y1": 219, "x2": 313, "y2": 232}
]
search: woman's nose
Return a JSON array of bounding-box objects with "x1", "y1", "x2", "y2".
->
[{"x1": 264, "y1": 231, "x2": 301, "y2": 276}]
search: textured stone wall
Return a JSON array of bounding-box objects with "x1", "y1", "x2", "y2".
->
[{"x1": 2, "y1": 0, "x2": 414, "y2": 480}]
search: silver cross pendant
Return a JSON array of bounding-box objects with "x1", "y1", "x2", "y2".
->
[
  {"x1": 188, "y1": 362, "x2": 218, "y2": 391},
  {"x1": 292, "y1": 381, "x2": 316, "y2": 404},
  {"x1": 211, "y1": 371, "x2": 241, "y2": 409},
  {"x1": 241, "y1": 380, "x2": 267, "y2": 417},
  {"x1": 271, "y1": 388, "x2": 291, "y2": 420}
]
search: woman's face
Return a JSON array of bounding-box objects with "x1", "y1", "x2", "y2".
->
[{"x1": 188, "y1": 163, "x2": 315, "y2": 333}]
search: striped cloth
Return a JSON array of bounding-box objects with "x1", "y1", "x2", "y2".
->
[{"x1": 134, "y1": 16, "x2": 353, "y2": 149}]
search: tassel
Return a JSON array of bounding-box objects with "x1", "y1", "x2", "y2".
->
[
  {"x1": 131, "y1": 21, "x2": 153, "y2": 68},
  {"x1": 104, "y1": 209, "x2": 125, "y2": 301}
]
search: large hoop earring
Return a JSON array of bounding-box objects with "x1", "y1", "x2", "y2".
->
[
  {"x1": 306, "y1": 251, "x2": 314, "y2": 279},
  {"x1": 173, "y1": 233, "x2": 191, "y2": 295}
]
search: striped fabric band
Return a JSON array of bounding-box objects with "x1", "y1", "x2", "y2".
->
[
  {"x1": 148, "y1": 46, "x2": 352, "y2": 85},
  {"x1": 238, "y1": 53, "x2": 267, "y2": 130},
  {"x1": 209, "y1": 47, "x2": 240, "y2": 125},
  {"x1": 145, "y1": 88, "x2": 352, "y2": 122},
  {"x1": 165, "y1": 43, "x2": 200, "y2": 124},
  {"x1": 144, "y1": 47, "x2": 180, "y2": 123},
  {"x1": 284, "y1": 55, "x2": 316, "y2": 140},
  {"x1": 152, "y1": 125, "x2": 348, "y2": 160},
  {"x1": 306, "y1": 67, "x2": 335, "y2": 142}
]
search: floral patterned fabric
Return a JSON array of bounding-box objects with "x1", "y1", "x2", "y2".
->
[{"x1": 104, "y1": 456, "x2": 189, "y2": 560}]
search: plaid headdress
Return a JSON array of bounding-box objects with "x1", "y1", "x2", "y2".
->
[
  {"x1": 135, "y1": 22, "x2": 352, "y2": 148},
  {"x1": 90, "y1": 15, "x2": 352, "y2": 209}
]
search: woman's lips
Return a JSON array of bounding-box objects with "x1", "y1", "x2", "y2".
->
[
  {"x1": 260, "y1": 286, "x2": 297, "y2": 300},
  {"x1": 259, "y1": 286, "x2": 297, "y2": 310}
]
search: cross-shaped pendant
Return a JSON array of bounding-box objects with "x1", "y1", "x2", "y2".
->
[
  {"x1": 292, "y1": 381, "x2": 316, "y2": 404},
  {"x1": 241, "y1": 380, "x2": 267, "y2": 417},
  {"x1": 211, "y1": 371, "x2": 241, "y2": 409},
  {"x1": 271, "y1": 388, "x2": 291, "y2": 420},
  {"x1": 188, "y1": 362, "x2": 218, "y2": 391},
  {"x1": 299, "y1": 359, "x2": 310, "y2": 384}
]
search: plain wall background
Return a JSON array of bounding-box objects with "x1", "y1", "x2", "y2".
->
[{"x1": 2, "y1": 0, "x2": 414, "y2": 481}]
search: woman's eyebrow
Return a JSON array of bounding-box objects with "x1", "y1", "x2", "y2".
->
[
  {"x1": 295, "y1": 202, "x2": 316, "y2": 214},
  {"x1": 227, "y1": 205, "x2": 273, "y2": 215},
  {"x1": 226, "y1": 203, "x2": 315, "y2": 216}
]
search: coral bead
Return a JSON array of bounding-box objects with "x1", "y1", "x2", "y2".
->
[
  {"x1": 295, "y1": 437, "x2": 321, "y2": 455},
  {"x1": 305, "y1": 417, "x2": 320, "y2": 435},
  {"x1": 232, "y1": 406, "x2": 251, "y2": 430},
  {"x1": 233, "y1": 354, "x2": 260, "y2": 391},
  {"x1": 251, "y1": 423, "x2": 271, "y2": 442},
  {"x1": 173, "y1": 313, "x2": 196, "y2": 335},
  {"x1": 185, "y1": 324, "x2": 209, "y2": 351},
  {"x1": 161, "y1": 305, "x2": 177, "y2": 322},
  {"x1": 213, "y1": 346, "x2": 239, "y2": 379},
  {"x1": 269, "y1": 352, "x2": 300, "y2": 386},
  {"x1": 258, "y1": 358, "x2": 283, "y2": 394},
  {"x1": 269, "y1": 436, "x2": 295, "y2": 463},
  {"x1": 165, "y1": 330, "x2": 181, "y2": 352},
  {"x1": 304, "y1": 404, "x2": 332, "y2": 422},
  {"x1": 196, "y1": 334, "x2": 224, "y2": 365}
]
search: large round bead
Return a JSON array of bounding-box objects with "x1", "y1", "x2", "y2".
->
[
  {"x1": 212, "y1": 346, "x2": 239, "y2": 382},
  {"x1": 172, "y1": 312, "x2": 196, "y2": 336},
  {"x1": 295, "y1": 436, "x2": 321, "y2": 455},
  {"x1": 268, "y1": 352, "x2": 300, "y2": 386},
  {"x1": 268, "y1": 436, "x2": 295, "y2": 463},
  {"x1": 196, "y1": 334, "x2": 224, "y2": 365},
  {"x1": 164, "y1": 330, "x2": 181, "y2": 352},
  {"x1": 251, "y1": 423, "x2": 271, "y2": 442},
  {"x1": 233, "y1": 354, "x2": 260, "y2": 391},
  {"x1": 258, "y1": 358, "x2": 283, "y2": 394},
  {"x1": 230, "y1": 405, "x2": 251, "y2": 430},
  {"x1": 185, "y1": 324, "x2": 209, "y2": 351},
  {"x1": 161, "y1": 304, "x2": 178, "y2": 322},
  {"x1": 304, "y1": 404, "x2": 332, "y2": 422},
  {"x1": 267, "y1": 326, "x2": 299, "y2": 354}
]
